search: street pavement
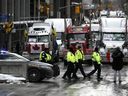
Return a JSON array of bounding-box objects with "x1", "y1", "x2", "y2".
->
[
  {"x1": 59, "y1": 63, "x2": 128, "y2": 96},
  {"x1": 0, "y1": 62, "x2": 128, "y2": 96}
]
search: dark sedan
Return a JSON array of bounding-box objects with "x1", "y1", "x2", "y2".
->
[{"x1": 0, "y1": 50, "x2": 60, "y2": 82}]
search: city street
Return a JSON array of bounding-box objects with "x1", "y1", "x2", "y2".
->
[
  {"x1": 0, "y1": 0, "x2": 127, "y2": 96},
  {"x1": 0, "y1": 62, "x2": 128, "y2": 96}
]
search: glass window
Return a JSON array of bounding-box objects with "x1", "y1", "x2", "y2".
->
[
  {"x1": 34, "y1": 28, "x2": 45, "y2": 31},
  {"x1": 38, "y1": 35, "x2": 49, "y2": 43},
  {"x1": 28, "y1": 36, "x2": 37, "y2": 42},
  {"x1": 103, "y1": 33, "x2": 125, "y2": 41},
  {"x1": 0, "y1": 54, "x2": 9, "y2": 59},
  {"x1": 28, "y1": 35, "x2": 49, "y2": 43},
  {"x1": 7, "y1": 54, "x2": 21, "y2": 59},
  {"x1": 0, "y1": 54, "x2": 20, "y2": 60},
  {"x1": 67, "y1": 33, "x2": 86, "y2": 41}
]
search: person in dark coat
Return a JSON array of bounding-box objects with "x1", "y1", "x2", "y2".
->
[
  {"x1": 15, "y1": 41, "x2": 21, "y2": 55},
  {"x1": 112, "y1": 47, "x2": 124, "y2": 83}
]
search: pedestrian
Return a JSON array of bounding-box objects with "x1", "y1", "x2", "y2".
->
[
  {"x1": 39, "y1": 48, "x2": 53, "y2": 64},
  {"x1": 87, "y1": 47, "x2": 102, "y2": 81},
  {"x1": 111, "y1": 47, "x2": 124, "y2": 83},
  {"x1": 72, "y1": 46, "x2": 86, "y2": 79},
  {"x1": 15, "y1": 41, "x2": 21, "y2": 55},
  {"x1": 62, "y1": 46, "x2": 75, "y2": 80}
]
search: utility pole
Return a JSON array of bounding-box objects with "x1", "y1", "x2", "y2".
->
[
  {"x1": 38, "y1": 0, "x2": 40, "y2": 20},
  {"x1": 67, "y1": 0, "x2": 70, "y2": 18}
]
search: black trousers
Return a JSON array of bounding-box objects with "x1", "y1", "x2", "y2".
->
[
  {"x1": 88, "y1": 61, "x2": 101, "y2": 78},
  {"x1": 62, "y1": 62, "x2": 74, "y2": 79},
  {"x1": 73, "y1": 61, "x2": 86, "y2": 78}
]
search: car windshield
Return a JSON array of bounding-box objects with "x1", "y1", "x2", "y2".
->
[
  {"x1": 0, "y1": 53, "x2": 20, "y2": 60},
  {"x1": 103, "y1": 33, "x2": 125, "y2": 41},
  {"x1": 28, "y1": 35, "x2": 49, "y2": 43},
  {"x1": 67, "y1": 33, "x2": 86, "y2": 41}
]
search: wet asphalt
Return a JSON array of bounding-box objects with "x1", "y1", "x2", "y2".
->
[
  {"x1": 58, "y1": 62, "x2": 128, "y2": 96},
  {"x1": 0, "y1": 62, "x2": 128, "y2": 96}
]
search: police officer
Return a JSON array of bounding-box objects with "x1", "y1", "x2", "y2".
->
[
  {"x1": 87, "y1": 47, "x2": 102, "y2": 81},
  {"x1": 72, "y1": 46, "x2": 86, "y2": 79},
  {"x1": 39, "y1": 48, "x2": 52, "y2": 64},
  {"x1": 62, "y1": 46, "x2": 75, "y2": 80}
]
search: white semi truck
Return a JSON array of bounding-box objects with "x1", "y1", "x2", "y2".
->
[
  {"x1": 44, "y1": 18, "x2": 72, "y2": 46},
  {"x1": 25, "y1": 22, "x2": 53, "y2": 60},
  {"x1": 97, "y1": 17, "x2": 128, "y2": 63}
]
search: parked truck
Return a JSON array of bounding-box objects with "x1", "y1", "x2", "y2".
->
[
  {"x1": 25, "y1": 22, "x2": 53, "y2": 60},
  {"x1": 59, "y1": 24, "x2": 93, "y2": 63},
  {"x1": 44, "y1": 18, "x2": 72, "y2": 46},
  {"x1": 97, "y1": 17, "x2": 128, "y2": 63}
]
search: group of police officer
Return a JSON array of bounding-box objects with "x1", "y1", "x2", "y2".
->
[
  {"x1": 39, "y1": 45, "x2": 102, "y2": 81},
  {"x1": 62, "y1": 45, "x2": 102, "y2": 81}
]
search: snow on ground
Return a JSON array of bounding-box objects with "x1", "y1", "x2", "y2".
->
[{"x1": 0, "y1": 74, "x2": 26, "y2": 84}]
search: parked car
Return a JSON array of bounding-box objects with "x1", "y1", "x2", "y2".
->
[{"x1": 0, "y1": 50, "x2": 60, "y2": 82}]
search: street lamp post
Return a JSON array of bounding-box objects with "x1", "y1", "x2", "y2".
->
[{"x1": 38, "y1": 0, "x2": 40, "y2": 20}]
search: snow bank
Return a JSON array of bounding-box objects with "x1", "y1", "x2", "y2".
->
[{"x1": 0, "y1": 74, "x2": 26, "y2": 84}]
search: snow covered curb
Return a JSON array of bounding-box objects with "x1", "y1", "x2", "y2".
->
[{"x1": 0, "y1": 74, "x2": 26, "y2": 84}]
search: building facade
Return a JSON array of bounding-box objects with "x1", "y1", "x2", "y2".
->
[{"x1": 0, "y1": 0, "x2": 31, "y2": 22}]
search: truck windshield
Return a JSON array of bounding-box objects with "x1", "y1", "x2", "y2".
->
[
  {"x1": 67, "y1": 34, "x2": 86, "y2": 41},
  {"x1": 28, "y1": 35, "x2": 49, "y2": 43},
  {"x1": 103, "y1": 33, "x2": 125, "y2": 41}
]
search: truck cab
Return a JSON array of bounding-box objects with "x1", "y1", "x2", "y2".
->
[
  {"x1": 59, "y1": 25, "x2": 93, "y2": 63},
  {"x1": 25, "y1": 22, "x2": 52, "y2": 60}
]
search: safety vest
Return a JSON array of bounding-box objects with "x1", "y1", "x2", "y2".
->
[
  {"x1": 39, "y1": 51, "x2": 43, "y2": 61},
  {"x1": 39, "y1": 52, "x2": 52, "y2": 62},
  {"x1": 66, "y1": 51, "x2": 76, "y2": 63},
  {"x1": 75, "y1": 49, "x2": 85, "y2": 63},
  {"x1": 92, "y1": 51, "x2": 101, "y2": 64},
  {"x1": 46, "y1": 53, "x2": 52, "y2": 62}
]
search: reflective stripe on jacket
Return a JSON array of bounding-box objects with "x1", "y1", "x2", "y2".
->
[
  {"x1": 92, "y1": 52, "x2": 101, "y2": 64},
  {"x1": 75, "y1": 49, "x2": 85, "y2": 63},
  {"x1": 39, "y1": 51, "x2": 43, "y2": 61},
  {"x1": 46, "y1": 53, "x2": 52, "y2": 62},
  {"x1": 66, "y1": 51, "x2": 76, "y2": 63}
]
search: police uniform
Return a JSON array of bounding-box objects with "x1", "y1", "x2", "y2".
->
[
  {"x1": 72, "y1": 46, "x2": 86, "y2": 79},
  {"x1": 87, "y1": 47, "x2": 102, "y2": 80},
  {"x1": 39, "y1": 48, "x2": 52, "y2": 64},
  {"x1": 62, "y1": 47, "x2": 75, "y2": 80}
]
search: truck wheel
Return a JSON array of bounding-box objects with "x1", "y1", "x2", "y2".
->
[{"x1": 27, "y1": 69, "x2": 42, "y2": 82}]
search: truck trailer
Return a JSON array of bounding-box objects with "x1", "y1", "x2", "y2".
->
[{"x1": 97, "y1": 17, "x2": 128, "y2": 63}]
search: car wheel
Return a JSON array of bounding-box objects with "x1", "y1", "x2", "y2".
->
[{"x1": 27, "y1": 68, "x2": 42, "y2": 82}]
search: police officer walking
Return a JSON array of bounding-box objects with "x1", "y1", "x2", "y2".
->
[
  {"x1": 62, "y1": 46, "x2": 76, "y2": 80},
  {"x1": 87, "y1": 47, "x2": 102, "y2": 81},
  {"x1": 72, "y1": 46, "x2": 86, "y2": 79}
]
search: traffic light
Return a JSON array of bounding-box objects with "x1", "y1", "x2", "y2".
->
[
  {"x1": 75, "y1": 5, "x2": 80, "y2": 14},
  {"x1": 3, "y1": 21, "x2": 14, "y2": 33}
]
